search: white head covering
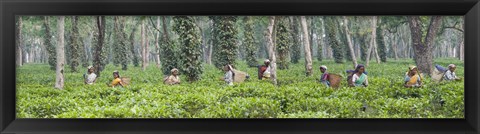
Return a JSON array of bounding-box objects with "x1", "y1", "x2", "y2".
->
[
  {"x1": 320, "y1": 65, "x2": 327, "y2": 70},
  {"x1": 228, "y1": 65, "x2": 233, "y2": 70},
  {"x1": 448, "y1": 64, "x2": 456, "y2": 68},
  {"x1": 264, "y1": 59, "x2": 270, "y2": 63},
  {"x1": 87, "y1": 65, "x2": 94, "y2": 70},
  {"x1": 171, "y1": 68, "x2": 179, "y2": 73}
]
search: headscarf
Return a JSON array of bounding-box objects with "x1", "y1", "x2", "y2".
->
[
  {"x1": 409, "y1": 65, "x2": 417, "y2": 71},
  {"x1": 264, "y1": 59, "x2": 270, "y2": 64},
  {"x1": 320, "y1": 65, "x2": 327, "y2": 70},
  {"x1": 448, "y1": 64, "x2": 456, "y2": 69},
  {"x1": 171, "y1": 68, "x2": 179, "y2": 73},
  {"x1": 88, "y1": 65, "x2": 94, "y2": 70}
]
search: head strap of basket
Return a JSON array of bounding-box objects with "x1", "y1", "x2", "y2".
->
[
  {"x1": 228, "y1": 64, "x2": 233, "y2": 70},
  {"x1": 320, "y1": 65, "x2": 327, "y2": 70}
]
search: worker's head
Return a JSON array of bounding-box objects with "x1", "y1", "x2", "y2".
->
[
  {"x1": 171, "y1": 68, "x2": 179, "y2": 76},
  {"x1": 223, "y1": 64, "x2": 233, "y2": 72},
  {"x1": 355, "y1": 64, "x2": 365, "y2": 74},
  {"x1": 87, "y1": 66, "x2": 94, "y2": 73},
  {"x1": 448, "y1": 64, "x2": 456, "y2": 72},
  {"x1": 320, "y1": 65, "x2": 327, "y2": 73},
  {"x1": 264, "y1": 59, "x2": 270, "y2": 66},
  {"x1": 113, "y1": 70, "x2": 120, "y2": 78},
  {"x1": 409, "y1": 66, "x2": 418, "y2": 75}
]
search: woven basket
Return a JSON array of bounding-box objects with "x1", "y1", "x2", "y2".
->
[
  {"x1": 233, "y1": 69, "x2": 248, "y2": 83},
  {"x1": 120, "y1": 77, "x2": 131, "y2": 86},
  {"x1": 431, "y1": 68, "x2": 445, "y2": 82},
  {"x1": 328, "y1": 73, "x2": 342, "y2": 89}
]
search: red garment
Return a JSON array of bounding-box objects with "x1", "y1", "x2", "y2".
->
[
  {"x1": 258, "y1": 65, "x2": 268, "y2": 79},
  {"x1": 260, "y1": 66, "x2": 267, "y2": 74}
]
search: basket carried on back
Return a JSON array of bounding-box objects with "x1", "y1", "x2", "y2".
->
[
  {"x1": 233, "y1": 69, "x2": 249, "y2": 83},
  {"x1": 120, "y1": 77, "x2": 131, "y2": 86},
  {"x1": 431, "y1": 68, "x2": 445, "y2": 82},
  {"x1": 328, "y1": 73, "x2": 342, "y2": 89}
]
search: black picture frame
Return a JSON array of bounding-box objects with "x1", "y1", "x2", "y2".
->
[{"x1": 1, "y1": 0, "x2": 479, "y2": 134}]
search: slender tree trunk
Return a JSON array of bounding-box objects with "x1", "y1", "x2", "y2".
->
[
  {"x1": 146, "y1": 25, "x2": 150, "y2": 66},
  {"x1": 55, "y1": 16, "x2": 65, "y2": 89},
  {"x1": 16, "y1": 16, "x2": 23, "y2": 67},
  {"x1": 309, "y1": 17, "x2": 315, "y2": 57},
  {"x1": 265, "y1": 16, "x2": 277, "y2": 85},
  {"x1": 155, "y1": 17, "x2": 161, "y2": 68},
  {"x1": 373, "y1": 40, "x2": 381, "y2": 63},
  {"x1": 141, "y1": 19, "x2": 147, "y2": 71},
  {"x1": 343, "y1": 16, "x2": 358, "y2": 67},
  {"x1": 392, "y1": 34, "x2": 399, "y2": 60},
  {"x1": 366, "y1": 16, "x2": 377, "y2": 66},
  {"x1": 300, "y1": 16, "x2": 313, "y2": 76},
  {"x1": 459, "y1": 20, "x2": 464, "y2": 61}
]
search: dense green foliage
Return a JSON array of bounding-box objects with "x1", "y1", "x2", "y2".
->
[
  {"x1": 211, "y1": 16, "x2": 238, "y2": 68},
  {"x1": 67, "y1": 16, "x2": 81, "y2": 72},
  {"x1": 158, "y1": 17, "x2": 179, "y2": 75},
  {"x1": 243, "y1": 17, "x2": 258, "y2": 67},
  {"x1": 128, "y1": 17, "x2": 140, "y2": 67},
  {"x1": 289, "y1": 17, "x2": 301, "y2": 64},
  {"x1": 325, "y1": 17, "x2": 344, "y2": 63},
  {"x1": 17, "y1": 58, "x2": 464, "y2": 118},
  {"x1": 113, "y1": 16, "x2": 130, "y2": 70},
  {"x1": 43, "y1": 17, "x2": 57, "y2": 70},
  {"x1": 276, "y1": 17, "x2": 291, "y2": 70},
  {"x1": 377, "y1": 28, "x2": 387, "y2": 62},
  {"x1": 172, "y1": 16, "x2": 204, "y2": 82}
]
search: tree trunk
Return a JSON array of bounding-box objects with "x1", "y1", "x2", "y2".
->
[
  {"x1": 408, "y1": 16, "x2": 443, "y2": 76},
  {"x1": 129, "y1": 17, "x2": 140, "y2": 67},
  {"x1": 300, "y1": 16, "x2": 313, "y2": 76},
  {"x1": 343, "y1": 16, "x2": 358, "y2": 67},
  {"x1": 459, "y1": 19, "x2": 464, "y2": 61},
  {"x1": 93, "y1": 16, "x2": 106, "y2": 77},
  {"x1": 265, "y1": 16, "x2": 277, "y2": 85},
  {"x1": 366, "y1": 16, "x2": 377, "y2": 66},
  {"x1": 155, "y1": 16, "x2": 161, "y2": 68},
  {"x1": 141, "y1": 19, "x2": 147, "y2": 71},
  {"x1": 55, "y1": 16, "x2": 65, "y2": 89},
  {"x1": 309, "y1": 17, "x2": 315, "y2": 57},
  {"x1": 146, "y1": 24, "x2": 150, "y2": 67},
  {"x1": 373, "y1": 40, "x2": 381, "y2": 63},
  {"x1": 392, "y1": 34, "x2": 399, "y2": 60},
  {"x1": 16, "y1": 16, "x2": 23, "y2": 67}
]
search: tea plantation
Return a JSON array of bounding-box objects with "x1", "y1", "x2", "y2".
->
[{"x1": 16, "y1": 58, "x2": 464, "y2": 118}]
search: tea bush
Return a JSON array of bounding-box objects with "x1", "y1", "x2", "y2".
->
[{"x1": 16, "y1": 58, "x2": 464, "y2": 118}]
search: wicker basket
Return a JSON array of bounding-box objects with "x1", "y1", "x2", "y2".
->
[
  {"x1": 120, "y1": 77, "x2": 131, "y2": 86},
  {"x1": 328, "y1": 73, "x2": 342, "y2": 89},
  {"x1": 431, "y1": 68, "x2": 445, "y2": 82},
  {"x1": 233, "y1": 69, "x2": 248, "y2": 83}
]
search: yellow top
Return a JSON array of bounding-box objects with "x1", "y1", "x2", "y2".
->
[{"x1": 111, "y1": 78, "x2": 122, "y2": 87}]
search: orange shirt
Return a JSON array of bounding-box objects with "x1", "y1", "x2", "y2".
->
[{"x1": 111, "y1": 78, "x2": 122, "y2": 87}]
